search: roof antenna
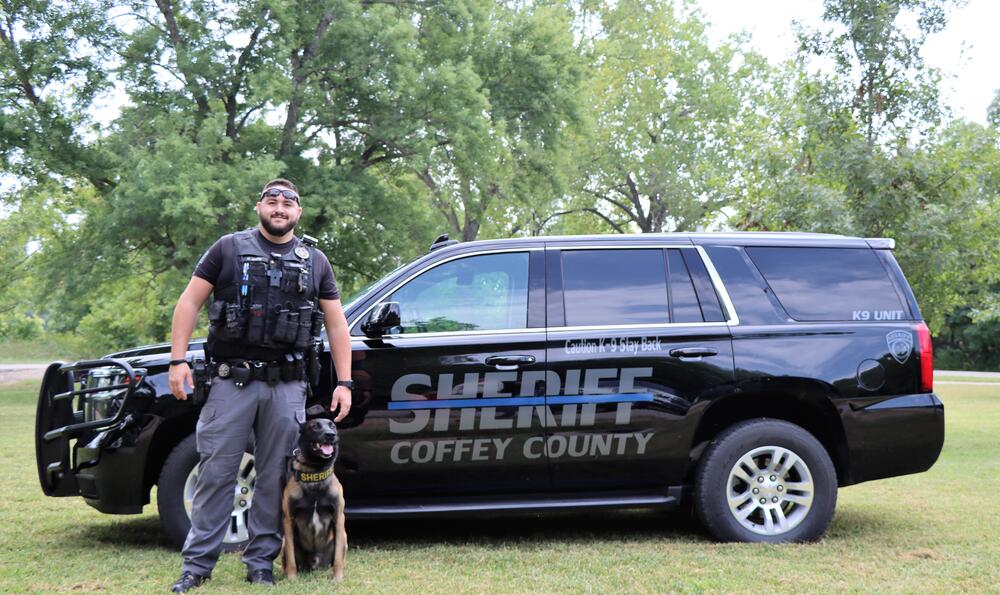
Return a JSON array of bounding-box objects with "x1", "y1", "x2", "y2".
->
[{"x1": 429, "y1": 233, "x2": 459, "y2": 252}]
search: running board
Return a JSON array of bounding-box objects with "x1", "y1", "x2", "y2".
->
[{"x1": 345, "y1": 486, "x2": 684, "y2": 518}]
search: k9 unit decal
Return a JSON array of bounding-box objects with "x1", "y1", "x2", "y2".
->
[
  {"x1": 852, "y1": 309, "x2": 906, "y2": 321},
  {"x1": 386, "y1": 367, "x2": 655, "y2": 464}
]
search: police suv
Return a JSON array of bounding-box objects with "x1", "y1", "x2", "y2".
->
[{"x1": 36, "y1": 232, "x2": 943, "y2": 545}]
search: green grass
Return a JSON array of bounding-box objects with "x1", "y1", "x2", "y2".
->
[
  {"x1": 936, "y1": 375, "x2": 1000, "y2": 383},
  {"x1": 0, "y1": 336, "x2": 89, "y2": 364},
  {"x1": 2, "y1": 380, "x2": 998, "y2": 592}
]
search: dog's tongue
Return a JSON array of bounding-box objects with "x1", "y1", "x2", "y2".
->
[{"x1": 319, "y1": 444, "x2": 334, "y2": 456}]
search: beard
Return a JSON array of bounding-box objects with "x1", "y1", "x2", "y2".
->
[{"x1": 259, "y1": 211, "x2": 298, "y2": 236}]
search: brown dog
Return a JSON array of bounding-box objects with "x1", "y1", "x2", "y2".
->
[{"x1": 281, "y1": 408, "x2": 347, "y2": 580}]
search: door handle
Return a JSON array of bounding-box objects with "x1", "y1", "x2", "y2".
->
[
  {"x1": 669, "y1": 347, "x2": 719, "y2": 359},
  {"x1": 485, "y1": 355, "x2": 536, "y2": 371}
]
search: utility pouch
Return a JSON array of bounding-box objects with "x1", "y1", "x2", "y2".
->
[
  {"x1": 191, "y1": 358, "x2": 210, "y2": 406},
  {"x1": 307, "y1": 342, "x2": 321, "y2": 385},
  {"x1": 266, "y1": 363, "x2": 280, "y2": 385},
  {"x1": 247, "y1": 304, "x2": 265, "y2": 343},
  {"x1": 280, "y1": 270, "x2": 296, "y2": 293},
  {"x1": 223, "y1": 303, "x2": 246, "y2": 340},
  {"x1": 295, "y1": 306, "x2": 313, "y2": 349},
  {"x1": 231, "y1": 366, "x2": 252, "y2": 388},
  {"x1": 280, "y1": 353, "x2": 296, "y2": 382},
  {"x1": 274, "y1": 309, "x2": 293, "y2": 343},
  {"x1": 311, "y1": 310, "x2": 325, "y2": 339},
  {"x1": 207, "y1": 300, "x2": 226, "y2": 325}
]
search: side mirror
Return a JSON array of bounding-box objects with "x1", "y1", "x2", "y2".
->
[{"x1": 362, "y1": 302, "x2": 401, "y2": 338}]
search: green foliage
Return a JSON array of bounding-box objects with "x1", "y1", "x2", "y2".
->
[
  {"x1": 734, "y1": 0, "x2": 998, "y2": 337},
  {"x1": 566, "y1": 0, "x2": 758, "y2": 233},
  {"x1": 1, "y1": 0, "x2": 999, "y2": 369}
]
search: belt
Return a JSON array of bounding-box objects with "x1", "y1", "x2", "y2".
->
[{"x1": 213, "y1": 356, "x2": 305, "y2": 387}]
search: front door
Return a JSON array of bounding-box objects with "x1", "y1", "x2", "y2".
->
[{"x1": 338, "y1": 248, "x2": 550, "y2": 499}]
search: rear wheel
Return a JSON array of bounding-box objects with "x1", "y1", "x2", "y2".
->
[
  {"x1": 694, "y1": 419, "x2": 837, "y2": 543},
  {"x1": 157, "y1": 433, "x2": 256, "y2": 552}
]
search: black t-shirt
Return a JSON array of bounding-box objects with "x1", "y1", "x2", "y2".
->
[{"x1": 193, "y1": 229, "x2": 339, "y2": 300}]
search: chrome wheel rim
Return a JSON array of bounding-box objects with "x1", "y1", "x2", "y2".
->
[
  {"x1": 183, "y1": 453, "x2": 256, "y2": 544},
  {"x1": 726, "y1": 445, "x2": 814, "y2": 536}
]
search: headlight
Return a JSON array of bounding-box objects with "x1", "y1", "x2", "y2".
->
[{"x1": 83, "y1": 367, "x2": 127, "y2": 422}]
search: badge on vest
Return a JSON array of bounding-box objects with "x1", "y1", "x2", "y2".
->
[{"x1": 295, "y1": 246, "x2": 310, "y2": 259}]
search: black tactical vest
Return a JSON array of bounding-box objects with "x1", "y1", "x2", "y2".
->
[{"x1": 206, "y1": 229, "x2": 322, "y2": 361}]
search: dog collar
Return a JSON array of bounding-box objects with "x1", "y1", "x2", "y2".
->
[{"x1": 296, "y1": 467, "x2": 333, "y2": 483}]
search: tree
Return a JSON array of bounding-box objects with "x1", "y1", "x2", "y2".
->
[
  {"x1": 410, "y1": 2, "x2": 585, "y2": 241},
  {"x1": 0, "y1": 0, "x2": 585, "y2": 347},
  {"x1": 0, "y1": 0, "x2": 118, "y2": 187},
  {"x1": 565, "y1": 0, "x2": 756, "y2": 234},
  {"x1": 735, "y1": 0, "x2": 994, "y2": 332},
  {"x1": 988, "y1": 89, "x2": 1000, "y2": 130}
]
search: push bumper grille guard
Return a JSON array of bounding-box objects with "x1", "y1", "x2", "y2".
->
[{"x1": 42, "y1": 359, "x2": 139, "y2": 441}]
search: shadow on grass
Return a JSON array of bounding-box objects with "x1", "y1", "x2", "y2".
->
[
  {"x1": 59, "y1": 508, "x2": 707, "y2": 554},
  {"x1": 347, "y1": 507, "x2": 707, "y2": 549},
  {"x1": 53, "y1": 502, "x2": 916, "y2": 554},
  {"x1": 71, "y1": 516, "x2": 175, "y2": 551},
  {"x1": 826, "y1": 506, "x2": 919, "y2": 540}
]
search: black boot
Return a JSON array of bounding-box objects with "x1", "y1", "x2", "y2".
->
[
  {"x1": 246, "y1": 568, "x2": 275, "y2": 586},
  {"x1": 170, "y1": 571, "x2": 209, "y2": 593}
]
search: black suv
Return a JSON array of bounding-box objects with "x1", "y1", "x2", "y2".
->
[{"x1": 36, "y1": 232, "x2": 944, "y2": 544}]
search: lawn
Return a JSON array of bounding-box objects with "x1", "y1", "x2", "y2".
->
[
  {"x1": 0, "y1": 338, "x2": 89, "y2": 364},
  {"x1": 1, "y1": 380, "x2": 997, "y2": 593}
]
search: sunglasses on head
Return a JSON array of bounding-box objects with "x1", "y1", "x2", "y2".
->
[{"x1": 260, "y1": 187, "x2": 299, "y2": 202}]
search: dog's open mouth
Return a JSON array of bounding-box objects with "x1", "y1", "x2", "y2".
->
[{"x1": 314, "y1": 442, "x2": 335, "y2": 458}]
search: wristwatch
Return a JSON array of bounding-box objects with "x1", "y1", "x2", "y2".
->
[{"x1": 336, "y1": 380, "x2": 354, "y2": 390}]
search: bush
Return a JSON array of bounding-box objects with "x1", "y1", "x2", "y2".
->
[{"x1": 0, "y1": 313, "x2": 44, "y2": 340}]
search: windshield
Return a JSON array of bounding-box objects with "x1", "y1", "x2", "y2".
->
[
  {"x1": 341, "y1": 258, "x2": 413, "y2": 310},
  {"x1": 342, "y1": 280, "x2": 378, "y2": 310}
]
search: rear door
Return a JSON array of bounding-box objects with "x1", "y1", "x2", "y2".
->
[{"x1": 544, "y1": 244, "x2": 736, "y2": 489}]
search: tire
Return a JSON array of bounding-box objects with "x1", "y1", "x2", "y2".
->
[
  {"x1": 157, "y1": 433, "x2": 257, "y2": 552},
  {"x1": 694, "y1": 418, "x2": 837, "y2": 543}
]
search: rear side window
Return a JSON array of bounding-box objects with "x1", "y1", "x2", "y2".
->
[
  {"x1": 667, "y1": 250, "x2": 702, "y2": 323},
  {"x1": 746, "y1": 247, "x2": 907, "y2": 322},
  {"x1": 559, "y1": 248, "x2": 724, "y2": 326},
  {"x1": 562, "y1": 249, "x2": 668, "y2": 326}
]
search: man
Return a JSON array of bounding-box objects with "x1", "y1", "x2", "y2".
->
[{"x1": 166, "y1": 178, "x2": 353, "y2": 592}]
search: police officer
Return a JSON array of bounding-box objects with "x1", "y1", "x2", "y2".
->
[{"x1": 166, "y1": 178, "x2": 352, "y2": 592}]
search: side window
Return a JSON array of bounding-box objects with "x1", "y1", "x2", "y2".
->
[
  {"x1": 387, "y1": 252, "x2": 529, "y2": 334},
  {"x1": 562, "y1": 249, "x2": 669, "y2": 326},
  {"x1": 667, "y1": 249, "x2": 703, "y2": 323},
  {"x1": 746, "y1": 247, "x2": 907, "y2": 322}
]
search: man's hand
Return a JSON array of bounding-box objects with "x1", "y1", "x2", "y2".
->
[
  {"x1": 169, "y1": 363, "x2": 193, "y2": 400},
  {"x1": 331, "y1": 385, "x2": 352, "y2": 422}
]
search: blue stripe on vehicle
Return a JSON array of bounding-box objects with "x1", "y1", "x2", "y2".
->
[{"x1": 387, "y1": 393, "x2": 655, "y2": 411}]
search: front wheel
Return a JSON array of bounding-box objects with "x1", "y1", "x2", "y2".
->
[
  {"x1": 157, "y1": 433, "x2": 257, "y2": 552},
  {"x1": 694, "y1": 419, "x2": 837, "y2": 543}
]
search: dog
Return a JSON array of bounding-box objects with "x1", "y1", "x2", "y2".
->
[{"x1": 281, "y1": 405, "x2": 347, "y2": 580}]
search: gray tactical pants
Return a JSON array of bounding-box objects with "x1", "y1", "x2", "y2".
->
[{"x1": 181, "y1": 377, "x2": 306, "y2": 576}]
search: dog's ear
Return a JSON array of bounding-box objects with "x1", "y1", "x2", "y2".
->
[{"x1": 305, "y1": 403, "x2": 332, "y2": 420}]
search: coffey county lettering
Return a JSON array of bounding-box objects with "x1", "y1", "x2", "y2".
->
[{"x1": 386, "y1": 367, "x2": 656, "y2": 464}]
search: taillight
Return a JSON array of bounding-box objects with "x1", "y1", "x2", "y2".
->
[{"x1": 916, "y1": 321, "x2": 933, "y2": 392}]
